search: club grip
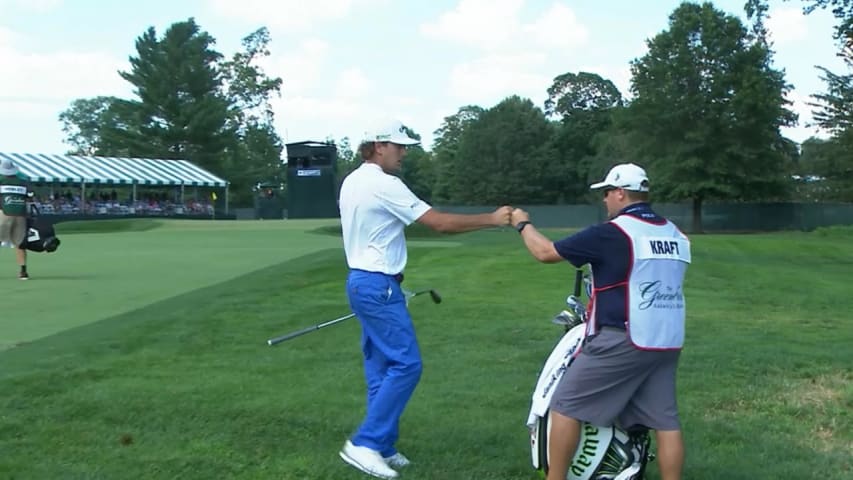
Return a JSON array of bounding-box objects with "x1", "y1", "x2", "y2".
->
[{"x1": 573, "y1": 269, "x2": 583, "y2": 297}]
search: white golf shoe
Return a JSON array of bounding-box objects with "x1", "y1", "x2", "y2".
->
[
  {"x1": 339, "y1": 440, "x2": 399, "y2": 479},
  {"x1": 383, "y1": 452, "x2": 411, "y2": 468}
]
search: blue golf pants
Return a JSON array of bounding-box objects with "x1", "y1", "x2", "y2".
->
[{"x1": 346, "y1": 270, "x2": 423, "y2": 457}]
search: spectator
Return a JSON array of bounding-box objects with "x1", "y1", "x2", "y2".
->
[{"x1": 0, "y1": 159, "x2": 31, "y2": 279}]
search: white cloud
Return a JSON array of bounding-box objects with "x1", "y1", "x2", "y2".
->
[
  {"x1": 334, "y1": 67, "x2": 371, "y2": 98},
  {"x1": 0, "y1": 27, "x2": 129, "y2": 107},
  {"x1": 207, "y1": 0, "x2": 384, "y2": 30},
  {"x1": 0, "y1": 26, "x2": 20, "y2": 46},
  {"x1": 422, "y1": 1, "x2": 588, "y2": 52},
  {"x1": 271, "y1": 39, "x2": 330, "y2": 96},
  {"x1": 0, "y1": 27, "x2": 130, "y2": 152},
  {"x1": 425, "y1": 1, "x2": 592, "y2": 112},
  {"x1": 420, "y1": 0, "x2": 523, "y2": 50},
  {"x1": 522, "y1": 3, "x2": 589, "y2": 49},
  {"x1": 0, "y1": 46, "x2": 128, "y2": 102},
  {"x1": 0, "y1": 100, "x2": 55, "y2": 117},
  {"x1": 447, "y1": 52, "x2": 551, "y2": 105},
  {"x1": 766, "y1": 7, "x2": 809, "y2": 46}
]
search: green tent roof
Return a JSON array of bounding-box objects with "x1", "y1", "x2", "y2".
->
[{"x1": 0, "y1": 153, "x2": 228, "y2": 187}]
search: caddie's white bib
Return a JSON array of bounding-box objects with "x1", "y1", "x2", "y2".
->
[{"x1": 610, "y1": 215, "x2": 691, "y2": 350}]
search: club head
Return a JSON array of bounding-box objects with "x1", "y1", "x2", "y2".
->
[{"x1": 429, "y1": 289, "x2": 442, "y2": 304}]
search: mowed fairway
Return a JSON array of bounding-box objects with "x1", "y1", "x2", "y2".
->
[
  {"x1": 1, "y1": 220, "x2": 850, "y2": 480},
  {"x1": 0, "y1": 219, "x2": 344, "y2": 350}
]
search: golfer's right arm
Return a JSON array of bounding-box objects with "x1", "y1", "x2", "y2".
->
[{"x1": 417, "y1": 206, "x2": 512, "y2": 233}]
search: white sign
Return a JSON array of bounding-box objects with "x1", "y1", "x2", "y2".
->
[{"x1": 297, "y1": 169, "x2": 322, "y2": 177}]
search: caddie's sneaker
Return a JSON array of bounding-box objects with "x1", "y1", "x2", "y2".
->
[
  {"x1": 339, "y1": 440, "x2": 398, "y2": 479},
  {"x1": 383, "y1": 452, "x2": 411, "y2": 468},
  {"x1": 18, "y1": 271, "x2": 28, "y2": 280}
]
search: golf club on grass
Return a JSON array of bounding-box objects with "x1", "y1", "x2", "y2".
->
[
  {"x1": 267, "y1": 288, "x2": 442, "y2": 346},
  {"x1": 404, "y1": 288, "x2": 443, "y2": 305}
]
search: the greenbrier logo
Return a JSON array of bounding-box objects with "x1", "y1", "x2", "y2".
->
[{"x1": 638, "y1": 280, "x2": 684, "y2": 310}]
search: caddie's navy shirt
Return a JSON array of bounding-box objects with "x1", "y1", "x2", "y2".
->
[{"x1": 553, "y1": 203, "x2": 666, "y2": 330}]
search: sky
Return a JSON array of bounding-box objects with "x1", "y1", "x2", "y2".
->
[{"x1": 0, "y1": 0, "x2": 847, "y2": 156}]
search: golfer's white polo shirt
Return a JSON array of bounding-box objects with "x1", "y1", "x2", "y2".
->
[{"x1": 339, "y1": 162, "x2": 431, "y2": 275}]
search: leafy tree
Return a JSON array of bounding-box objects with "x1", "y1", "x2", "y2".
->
[
  {"x1": 545, "y1": 72, "x2": 625, "y2": 203},
  {"x1": 745, "y1": 1, "x2": 853, "y2": 190},
  {"x1": 106, "y1": 19, "x2": 234, "y2": 172},
  {"x1": 623, "y1": 2, "x2": 796, "y2": 232},
  {"x1": 796, "y1": 136, "x2": 853, "y2": 200},
  {"x1": 59, "y1": 20, "x2": 286, "y2": 207},
  {"x1": 221, "y1": 27, "x2": 282, "y2": 126},
  {"x1": 430, "y1": 106, "x2": 485, "y2": 203},
  {"x1": 745, "y1": 0, "x2": 853, "y2": 43},
  {"x1": 396, "y1": 127, "x2": 435, "y2": 202},
  {"x1": 220, "y1": 27, "x2": 284, "y2": 206},
  {"x1": 544, "y1": 72, "x2": 623, "y2": 120},
  {"x1": 447, "y1": 96, "x2": 558, "y2": 205},
  {"x1": 58, "y1": 97, "x2": 122, "y2": 155}
]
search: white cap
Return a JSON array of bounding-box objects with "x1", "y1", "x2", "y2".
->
[
  {"x1": 362, "y1": 119, "x2": 420, "y2": 146},
  {"x1": 589, "y1": 163, "x2": 649, "y2": 192},
  {"x1": 0, "y1": 159, "x2": 19, "y2": 176}
]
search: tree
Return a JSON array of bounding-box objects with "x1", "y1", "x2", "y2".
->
[
  {"x1": 220, "y1": 27, "x2": 285, "y2": 207},
  {"x1": 430, "y1": 106, "x2": 485, "y2": 203},
  {"x1": 58, "y1": 97, "x2": 122, "y2": 155},
  {"x1": 446, "y1": 96, "x2": 558, "y2": 205},
  {"x1": 623, "y1": 2, "x2": 796, "y2": 232},
  {"x1": 796, "y1": 136, "x2": 853, "y2": 200},
  {"x1": 220, "y1": 27, "x2": 282, "y2": 127},
  {"x1": 544, "y1": 72, "x2": 623, "y2": 120},
  {"x1": 811, "y1": 65, "x2": 853, "y2": 133},
  {"x1": 745, "y1": 1, "x2": 853, "y2": 179},
  {"x1": 545, "y1": 72, "x2": 625, "y2": 203},
  {"x1": 745, "y1": 0, "x2": 853, "y2": 43},
  {"x1": 106, "y1": 19, "x2": 234, "y2": 172},
  {"x1": 59, "y1": 19, "x2": 286, "y2": 207},
  {"x1": 396, "y1": 127, "x2": 435, "y2": 202}
]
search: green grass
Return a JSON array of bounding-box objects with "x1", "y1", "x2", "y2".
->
[
  {"x1": 53, "y1": 218, "x2": 165, "y2": 234},
  {"x1": 311, "y1": 221, "x2": 459, "y2": 239},
  {"x1": 0, "y1": 219, "x2": 344, "y2": 350},
  {"x1": 0, "y1": 221, "x2": 851, "y2": 479}
]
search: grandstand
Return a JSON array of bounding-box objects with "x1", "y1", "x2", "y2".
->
[{"x1": 0, "y1": 153, "x2": 229, "y2": 217}]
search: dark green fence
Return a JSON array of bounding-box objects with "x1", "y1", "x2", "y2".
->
[{"x1": 436, "y1": 203, "x2": 853, "y2": 233}]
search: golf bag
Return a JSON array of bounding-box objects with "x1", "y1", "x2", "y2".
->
[
  {"x1": 526, "y1": 271, "x2": 652, "y2": 480},
  {"x1": 24, "y1": 215, "x2": 60, "y2": 253}
]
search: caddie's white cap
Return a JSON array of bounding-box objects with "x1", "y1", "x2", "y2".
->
[
  {"x1": 589, "y1": 163, "x2": 649, "y2": 192},
  {"x1": 362, "y1": 119, "x2": 420, "y2": 146}
]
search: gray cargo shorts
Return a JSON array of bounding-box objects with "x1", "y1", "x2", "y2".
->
[{"x1": 549, "y1": 326, "x2": 682, "y2": 431}]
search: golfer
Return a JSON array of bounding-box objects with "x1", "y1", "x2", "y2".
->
[{"x1": 337, "y1": 119, "x2": 512, "y2": 479}]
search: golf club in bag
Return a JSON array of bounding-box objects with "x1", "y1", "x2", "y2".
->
[
  {"x1": 266, "y1": 288, "x2": 442, "y2": 346},
  {"x1": 527, "y1": 269, "x2": 653, "y2": 480}
]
